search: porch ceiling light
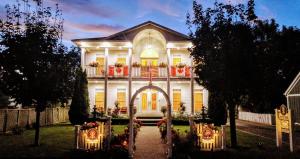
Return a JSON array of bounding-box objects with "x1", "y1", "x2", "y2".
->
[{"x1": 140, "y1": 48, "x2": 159, "y2": 58}]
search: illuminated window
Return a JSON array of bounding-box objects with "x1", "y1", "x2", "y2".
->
[
  {"x1": 96, "y1": 57, "x2": 105, "y2": 75},
  {"x1": 95, "y1": 89, "x2": 104, "y2": 110},
  {"x1": 117, "y1": 89, "x2": 126, "y2": 108},
  {"x1": 194, "y1": 90, "x2": 203, "y2": 113},
  {"x1": 117, "y1": 57, "x2": 126, "y2": 65},
  {"x1": 173, "y1": 56, "x2": 181, "y2": 65},
  {"x1": 173, "y1": 89, "x2": 181, "y2": 112}
]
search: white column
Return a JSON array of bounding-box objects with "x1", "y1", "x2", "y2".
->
[
  {"x1": 167, "y1": 48, "x2": 171, "y2": 96},
  {"x1": 191, "y1": 57, "x2": 194, "y2": 114},
  {"x1": 104, "y1": 48, "x2": 109, "y2": 112},
  {"x1": 128, "y1": 48, "x2": 132, "y2": 111},
  {"x1": 81, "y1": 48, "x2": 86, "y2": 70}
]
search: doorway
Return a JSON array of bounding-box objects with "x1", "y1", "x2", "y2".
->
[{"x1": 140, "y1": 90, "x2": 158, "y2": 112}]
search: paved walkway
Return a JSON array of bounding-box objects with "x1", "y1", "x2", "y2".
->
[{"x1": 134, "y1": 126, "x2": 167, "y2": 159}]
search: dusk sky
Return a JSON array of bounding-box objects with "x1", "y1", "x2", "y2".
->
[{"x1": 1, "y1": 0, "x2": 300, "y2": 46}]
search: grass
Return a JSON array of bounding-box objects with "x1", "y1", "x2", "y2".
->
[
  {"x1": 173, "y1": 125, "x2": 190, "y2": 135},
  {"x1": 0, "y1": 124, "x2": 128, "y2": 158},
  {"x1": 0, "y1": 124, "x2": 299, "y2": 159}
]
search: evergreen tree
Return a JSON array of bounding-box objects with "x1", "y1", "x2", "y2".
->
[{"x1": 69, "y1": 68, "x2": 90, "y2": 125}]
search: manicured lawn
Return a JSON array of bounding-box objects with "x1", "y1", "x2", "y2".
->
[
  {"x1": 0, "y1": 124, "x2": 128, "y2": 158},
  {"x1": 112, "y1": 124, "x2": 127, "y2": 135},
  {"x1": 0, "y1": 124, "x2": 298, "y2": 158},
  {"x1": 173, "y1": 125, "x2": 190, "y2": 135}
]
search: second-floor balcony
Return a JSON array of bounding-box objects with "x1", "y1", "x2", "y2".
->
[{"x1": 85, "y1": 64, "x2": 192, "y2": 78}]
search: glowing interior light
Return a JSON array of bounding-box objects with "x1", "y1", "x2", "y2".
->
[{"x1": 140, "y1": 48, "x2": 159, "y2": 58}]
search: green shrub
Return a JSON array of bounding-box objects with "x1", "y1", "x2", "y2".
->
[{"x1": 69, "y1": 68, "x2": 90, "y2": 125}]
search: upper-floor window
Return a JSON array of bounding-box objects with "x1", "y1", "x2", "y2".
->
[
  {"x1": 172, "y1": 55, "x2": 181, "y2": 65},
  {"x1": 117, "y1": 57, "x2": 126, "y2": 65}
]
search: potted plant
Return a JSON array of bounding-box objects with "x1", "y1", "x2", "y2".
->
[
  {"x1": 89, "y1": 61, "x2": 99, "y2": 67},
  {"x1": 160, "y1": 106, "x2": 167, "y2": 117},
  {"x1": 132, "y1": 62, "x2": 141, "y2": 67},
  {"x1": 176, "y1": 63, "x2": 186, "y2": 74},
  {"x1": 115, "y1": 62, "x2": 123, "y2": 73},
  {"x1": 112, "y1": 101, "x2": 120, "y2": 118},
  {"x1": 179, "y1": 102, "x2": 186, "y2": 116},
  {"x1": 159, "y1": 62, "x2": 167, "y2": 68}
]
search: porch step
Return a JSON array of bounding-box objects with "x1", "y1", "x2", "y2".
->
[{"x1": 137, "y1": 116, "x2": 163, "y2": 126}]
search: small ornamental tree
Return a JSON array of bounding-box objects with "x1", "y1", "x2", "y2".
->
[{"x1": 69, "y1": 68, "x2": 90, "y2": 125}]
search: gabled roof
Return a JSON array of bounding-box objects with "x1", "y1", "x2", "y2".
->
[
  {"x1": 284, "y1": 72, "x2": 300, "y2": 96},
  {"x1": 72, "y1": 21, "x2": 190, "y2": 42}
]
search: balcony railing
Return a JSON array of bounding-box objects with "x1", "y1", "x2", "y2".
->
[
  {"x1": 85, "y1": 65, "x2": 191, "y2": 78},
  {"x1": 171, "y1": 66, "x2": 191, "y2": 78},
  {"x1": 86, "y1": 65, "x2": 105, "y2": 77},
  {"x1": 108, "y1": 65, "x2": 128, "y2": 77},
  {"x1": 132, "y1": 66, "x2": 168, "y2": 78}
]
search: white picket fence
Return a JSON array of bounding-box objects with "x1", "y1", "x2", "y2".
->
[
  {"x1": 238, "y1": 111, "x2": 275, "y2": 125},
  {"x1": 195, "y1": 123, "x2": 226, "y2": 151},
  {"x1": 75, "y1": 122, "x2": 105, "y2": 151}
]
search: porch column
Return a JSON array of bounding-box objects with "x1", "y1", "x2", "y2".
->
[
  {"x1": 104, "y1": 48, "x2": 109, "y2": 113},
  {"x1": 128, "y1": 48, "x2": 133, "y2": 112},
  {"x1": 167, "y1": 103, "x2": 172, "y2": 158},
  {"x1": 81, "y1": 48, "x2": 86, "y2": 70},
  {"x1": 129, "y1": 104, "x2": 134, "y2": 157},
  {"x1": 191, "y1": 57, "x2": 194, "y2": 115},
  {"x1": 167, "y1": 48, "x2": 171, "y2": 96}
]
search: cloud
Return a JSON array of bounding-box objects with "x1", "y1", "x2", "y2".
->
[
  {"x1": 137, "y1": 0, "x2": 181, "y2": 17},
  {"x1": 47, "y1": 0, "x2": 119, "y2": 18},
  {"x1": 257, "y1": 4, "x2": 275, "y2": 20},
  {"x1": 63, "y1": 21, "x2": 125, "y2": 40}
]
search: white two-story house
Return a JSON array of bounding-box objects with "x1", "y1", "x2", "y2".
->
[{"x1": 72, "y1": 21, "x2": 208, "y2": 116}]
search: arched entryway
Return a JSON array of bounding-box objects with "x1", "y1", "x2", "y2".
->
[{"x1": 128, "y1": 84, "x2": 172, "y2": 158}]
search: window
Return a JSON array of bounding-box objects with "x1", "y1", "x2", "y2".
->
[
  {"x1": 117, "y1": 57, "x2": 126, "y2": 65},
  {"x1": 117, "y1": 89, "x2": 126, "y2": 108},
  {"x1": 95, "y1": 89, "x2": 104, "y2": 111},
  {"x1": 194, "y1": 90, "x2": 203, "y2": 113},
  {"x1": 96, "y1": 57, "x2": 105, "y2": 75},
  {"x1": 173, "y1": 56, "x2": 181, "y2": 66},
  {"x1": 173, "y1": 89, "x2": 181, "y2": 112},
  {"x1": 96, "y1": 57, "x2": 105, "y2": 66}
]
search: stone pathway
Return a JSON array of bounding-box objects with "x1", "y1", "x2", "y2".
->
[{"x1": 134, "y1": 126, "x2": 167, "y2": 159}]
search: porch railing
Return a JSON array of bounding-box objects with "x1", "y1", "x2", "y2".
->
[
  {"x1": 171, "y1": 66, "x2": 191, "y2": 78},
  {"x1": 132, "y1": 66, "x2": 168, "y2": 78},
  {"x1": 86, "y1": 65, "x2": 105, "y2": 77},
  {"x1": 108, "y1": 65, "x2": 129, "y2": 77}
]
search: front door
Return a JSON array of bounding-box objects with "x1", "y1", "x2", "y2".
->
[
  {"x1": 141, "y1": 92, "x2": 148, "y2": 111},
  {"x1": 140, "y1": 90, "x2": 158, "y2": 112},
  {"x1": 151, "y1": 91, "x2": 157, "y2": 110}
]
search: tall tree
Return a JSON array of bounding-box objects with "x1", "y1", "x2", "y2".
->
[
  {"x1": 69, "y1": 68, "x2": 90, "y2": 125},
  {"x1": 187, "y1": 1, "x2": 257, "y2": 147},
  {"x1": 0, "y1": 0, "x2": 79, "y2": 145}
]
